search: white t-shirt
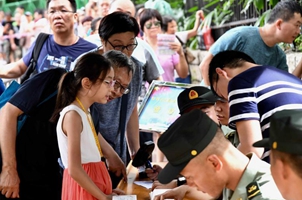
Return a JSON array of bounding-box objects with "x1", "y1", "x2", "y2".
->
[
  {"x1": 175, "y1": 31, "x2": 189, "y2": 44},
  {"x1": 56, "y1": 104, "x2": 102, "y2": 168}
]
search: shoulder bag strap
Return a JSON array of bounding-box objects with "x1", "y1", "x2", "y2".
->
[
  {"x1": 21, "y1": 33, "x2": 49, "y2": 83},
  {"x1": 119, "y1": 94, "x2": 128, "y2": 157},
  {"x1": 175, "y1": 35, "x2": 190, "y2": 66}
]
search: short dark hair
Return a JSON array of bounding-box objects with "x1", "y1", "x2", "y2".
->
[
  {"x1": 91, "y1": 17, "x2": 102, "y2": 32},
  {"x1": 17, "y1": 5, "x2": 25, "y2": 10},
  {"x1": 272, "y1": 149, "x2": 302, "y2": 179},
  {"x1": 5, "y1": 12, "x2": 12, "y2": 17},
  {"x1": 81, "y1": 16, "x2": 93, "y2": 25},
  {"x1": 103, "y1": 50, "x2": 135, "y2": 76},
  {"x1": 46, "y1": 0, "x2": 77, "y2": 12},
  {"x1": 162, "y1": 15, "x2": 175, "y2": 32},
  {"x1": 267, "y1": 0, "x2": 302, "y2": 24},
  {"x1": 139, "y1": 8, "x2": 163, "y2": 30},
  {"x1": 208, "y1": 50, "x2": 255, "y2": 98},
  {"x1": 34, "y1": 9, "x2": 45, "y2": 17},
  {"x1": 98, "y1": 12, "x2": 139, "y2": 41},
  {"x1": 52, "y1": 52, "x2": 111, "y2": 122}
]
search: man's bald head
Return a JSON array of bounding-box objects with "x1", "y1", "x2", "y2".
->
[{"x1": 109, "y1": 0, "x2": 136, "y2": 17}]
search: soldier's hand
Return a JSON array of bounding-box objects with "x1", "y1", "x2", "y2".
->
[
  {"x1": 152, "y1": 180, "x2": 177, "y2": 191},
  {"x1": 153, "y1": 185, "x2": 188, "y2": 200}
]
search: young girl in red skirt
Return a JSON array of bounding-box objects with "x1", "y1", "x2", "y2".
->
[{"x1": 52, "y1": 52, "x2": 125, "y2": 200}]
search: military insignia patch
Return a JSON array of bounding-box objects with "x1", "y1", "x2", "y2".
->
[
  {"x1": 246, "y1": 182, "x2": 262, "y2": 200},
  {"x1": 189, "y1": 90, "x2": 198, "y2": 99}
]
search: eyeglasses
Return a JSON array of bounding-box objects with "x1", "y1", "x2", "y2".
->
[
  {"x1": 48, "y1": 10, "x2": 74, "y2": 16},
  {"x1": 145, "y1": 21, "x2": 161, "y2": 29},
  {"x1": 107, "y1": 40, "x2": 138, "y2": 52},
  {"x1": 103, "y1": 79, "x2": 116, "y2": 88},
  {"x1": 113, "y1": 80, "x2": 130, "y2": 94}
]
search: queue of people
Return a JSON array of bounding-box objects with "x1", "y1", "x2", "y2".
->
[{"x1": 0, "y1": 0, "x2": 302, "y2": 200}]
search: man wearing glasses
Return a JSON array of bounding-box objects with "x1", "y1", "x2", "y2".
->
[
  {"x1": 0, "y1": 0, "x2": 96, "y2": 78},
  {"x1": 88, "y1": 11, "x2": 144, "y2": 189},
  {"x1": 85, "y1": 0, "x2": 163, "y2": 101}
]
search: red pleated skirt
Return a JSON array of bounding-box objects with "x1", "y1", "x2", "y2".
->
[{"x1": 61, "y1": 161, "x2": 112, "y2": 200}]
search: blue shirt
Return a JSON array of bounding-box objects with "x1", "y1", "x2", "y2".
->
[
  {"x1": 23, "y1": 35, "x2": 97, "y2": 72},
  {"x1": 210, "y1": 26, "x2": 288, "y2": 72}
]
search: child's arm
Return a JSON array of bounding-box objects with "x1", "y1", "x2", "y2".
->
[
  {"x1": 63, "y1": 110, "x2": 111, "y2": 200},
  {"x1": 98, "y1": 133, "x2": 127, "y2": 179}
]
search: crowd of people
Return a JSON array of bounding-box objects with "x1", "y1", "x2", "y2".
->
[
  {"x1": 0, "y1": 0, "x2": 301, "y2": 200},
  {"x1": 0, "y1": 6, "x2": 48, "y2": 65}
]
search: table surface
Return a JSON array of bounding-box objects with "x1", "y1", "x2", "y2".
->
[
  {"x1": 117, "y1": 162, "x2": 154, "y2": 200},
  {"x1": 117, "y1": 162, "x2": 192, "y2": 200}
]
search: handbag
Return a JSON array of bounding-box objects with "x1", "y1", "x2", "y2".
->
[
  {"x1": 176, "y1": 35, "x2": 196, "y2": 64},
  {"x1": 183, "y1": 47, "x2": 196, "y2": 64},
  {"x1": 202, "y1": 26, "x2": 214, "y2": 50},
  {"x1": 197, "y1": 25, "x2": 215, "y2": 50}
]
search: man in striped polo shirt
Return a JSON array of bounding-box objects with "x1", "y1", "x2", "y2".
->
[{"x1": 208, "y1": 50, "x2": 302, "y2": 162}]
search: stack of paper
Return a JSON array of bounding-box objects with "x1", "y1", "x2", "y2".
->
[
  {"x1": 112, "y1": 195, "x2": 137, "y2": 200},
  {"x1": 150, "y1": 189, "x2": 173, "y2": 200}
]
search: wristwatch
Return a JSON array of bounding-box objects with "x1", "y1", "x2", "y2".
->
[{"x1": 177, "y1": 176, "x2": 187, "y2": 186}]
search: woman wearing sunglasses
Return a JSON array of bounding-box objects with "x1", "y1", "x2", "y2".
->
[{"x1": 139, "y1": 9, "x2": 188, "y2": 82}]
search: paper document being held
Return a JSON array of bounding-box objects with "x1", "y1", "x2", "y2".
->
[
  {"x1": 157, "y1": 34, "x2": 175, "y2": 55},
  {"x1": 150, "y1": 189, "x2": 173, "y2": 200},
  {"x1": 112, "y1": 195, "x2": 137, "y2": 200}
]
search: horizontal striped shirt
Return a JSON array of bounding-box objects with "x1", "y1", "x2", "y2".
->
[{"x1": 228, "y1": 66, "x2": 302, "y2": 161}]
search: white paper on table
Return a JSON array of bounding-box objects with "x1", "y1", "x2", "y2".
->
[
  {"x1": 112, "y1": 195, "x2": 137, "y2": 200},
  {"x1": 133, "y1": 180, "x2": 153, "y2": 189},
  {"x1": 150, "y1": 189, "x2": 173, "y2": 200}
]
